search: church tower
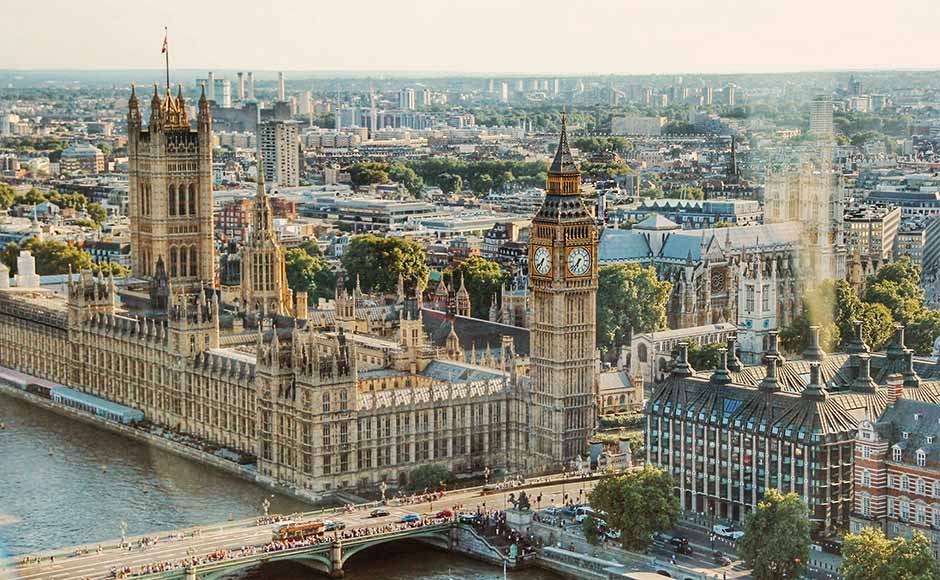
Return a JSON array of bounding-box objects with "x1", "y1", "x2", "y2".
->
[
  {"x1": 528, "y1": 113, "x2": 598, "y2": 469},
  {"x1": 240, "y1": 159, "x2": 292, "y2": 317},
  {"x1": 128, "y1": 83, "x2": 215, "y2": 291}
]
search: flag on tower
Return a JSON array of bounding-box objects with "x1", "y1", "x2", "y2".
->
[{"x1": 161, "y1": 28, "x2": 168, "y2": 54}]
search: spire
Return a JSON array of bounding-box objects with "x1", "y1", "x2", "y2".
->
[
  {"x1": 671, "y1": 341, "x2": 694, "y2": 378},
  {"x1": 759, "y1": 354, "x2": 780, "y2": 393},
  {"x1": 549, "y1": 110, "x2": 577, "y2": 174},
  {"x1": 802, "y1": 362, "x2": 827, "y2": 400},
  {"x1": 710, "y1": 348, "x2": 732, "y2": 386}
]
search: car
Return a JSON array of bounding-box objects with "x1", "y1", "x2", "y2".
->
[
  {"x1": 667, "y1": 535, "x2": 689, "y2": 548},
  {"x1": 400, "y1": 513, "x2": 421, "y2": 523},
  {"x1": 674, "y1": 542, "x2": 693, "y2": 556},
  {"x1": 712, "y1": 524, "x2": 745, "y2": 540},
  {"x1": 323, "y1": 520, "x2": 346, "y2": 531},
  {"x1": 574, "y1": 506, "x2": 597, "y2": 523},
  {"x1": 604, "y1": 528, "x2": 620, "y2": 541},
  {"x1": 457, "y1": 512, "x2": 477, "y2": 524},
  {"x1": 713, "y1": 551, "x2": 733, "y2": 566},
  {"x1": 435, "y1": 509, "x2": 453, "y2": 518},
  {"x1": 369, "y1": 508, "x2": 390, "y2": 518}
]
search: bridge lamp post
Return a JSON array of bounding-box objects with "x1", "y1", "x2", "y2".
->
[
  {"x1": 484, "y1": 466, "x2": 491, "y2": 488},
  {"x1": 379, "y1": 481, "x2": 388, "y2": 505},
  {"x1": 119, "y1": 521, "x2": 127, "y2": 547},
  {"x1": 262, "y1": 496, "x2": 272, "y2": 517}
]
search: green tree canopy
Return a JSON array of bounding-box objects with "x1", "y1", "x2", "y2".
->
[
  {"x1": 438, "y1": 173, "x2": 463, "y2": 194},
  {"x1": 443, "y1": 256, "x2": 506, "y2": 319},
  {"x1": 347, "y1": 161, "x2": 390, "y2": 187},
  {"x1": 737, "y1": 490, "x2": 811, "y2": 580},
  {"x1": 407, "y1": 464, "x2": 454, "y2": 493},
  {"x1": 388, "y1": 162, "x2": 424, "y2": 195},
  {"x1": 587, "y1": 466, "x2": 680, "y2": 550},
  {"x1": 842, "y1": 528, "x2": 940, "y2": 580},
  {"x1": 672, "y1": 341, "x2": 724, "y2": 370},
  {"x1": 285, "y1": 247, "x2": 335, "y2": 303},
  {"x1": 597, "y1": 263, "x2": 671, "y2": 360},
  {"x1": 341, "y1": 234, "x2": 429, "y2": 294},
  {"x1": 86, "y1": 202, "x2": 107, "y2": 225},
  {"x1": 0, "y1": 183, "x2": 15, "y2": 209},
  {"x1": 0, "y1": 238, "x2": 94, "y2": 275}
]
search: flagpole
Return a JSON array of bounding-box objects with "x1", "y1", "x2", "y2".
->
[{"x1": 164, "y1": 26, "x2": 170, "y2": 93}]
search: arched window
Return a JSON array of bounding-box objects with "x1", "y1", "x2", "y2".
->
[
  {"x1": 893, "y1": 446, "x2": 902, "y2": 462},
  {"x1": 168, "y1": 185, "x2": 177, "y2": 216},
  {"x1": 179, "y1": 247, "x2": 188, "y2": 278},
  {"x1": 606, "y1": 396, "x2": 613, "y2": 406},
  {"x1": 189, "y1": 245, "x2": 197, "y2": 277},
  {"x1": 917, "y1": 450, "x2": 927, "y2": 467},
  {"x1": 178, "y1": 185, "x2": 187, "y2": 216},
  {"x1": 638, "y1": 343, "x2": 648, "y2": 363},
  {"x1": 619, "y1": 394, "x2": 626, "y2": 405},
  {"x1": 169, "y1": 247, "x2": 178, "y2": 277},
  {"x1": 189, "y1": 184, "x2": 197, "y2": 216}
]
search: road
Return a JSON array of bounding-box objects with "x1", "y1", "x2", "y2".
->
[{"x1": 1, "y1": 477, "x2": 598, "y2": 580}]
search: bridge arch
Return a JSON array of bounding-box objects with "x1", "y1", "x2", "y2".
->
[
  {"x1": 340, "y1": 527, "x2": 451, "y2": 566},
  {"x1": 198, "y1": 551, "x2": 333, "y2": 580}
]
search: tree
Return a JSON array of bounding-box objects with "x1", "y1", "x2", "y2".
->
[
  {"x1": 93, "y1": 261, "x2": 130, "y2": 277},
  {"x1": 597, "y1": 264, "x2": 671, "y2": 360},
  {"x1": 0, "y1": 183, "x2": 17, "y2": 209},
  {"x1": 676, "y1": 341, "x2": 724, "y2": 370},
  {"x1": 341, "y1": 234, "x2": 429, "y2": 294},
  {"x1": 21, "y1": 187, "x2": 47, "y2": 205},
  {"x1": 587, "y1": 466, "x2": 680, "y2": 550},
  {"x1": 0, "y1": 239, "x2": 93, "y2": 275},
  {"x1": 86, "y1": 202, "x2": 107, "y2": 225},
  {"x1": 407, "y1": 464, "x2": 453, "y2": 492},
  {"x1": 582, "y1": 516, "x2": 603, "y2": 545},
  {"x1": 842, "y1": 528, "x2": 940, "y2": 580},
  {"x1": 285, "y1": 247, "x2": 335, "y2": 303},
  {"x1": 388, "y1": 163, "x2": 424, "y2": 195},
  {"x1": 780, "y1": 314, "x2": 840, "y2": 355},
  {"x1": 865, "y1": 258, "x2": 924, "y2": 325},
  {"x1": 438, "y1": 173, "x2": 463, "y2": 194},
  {"x1": 444, "y1": 256, "x2": 506, "y2": 319},
  {"x1": 906, "y1": 308, "x2": 940, "y2": 356},
  {"x1": 347, "y1": 161, "x2": 389, "y2": 187},
  {"x1": 676, "y1": 185, "x2": 705, "y2": 200},
  {"x1": 737, "y1": 490, "x2": 811, "y2": 580}
]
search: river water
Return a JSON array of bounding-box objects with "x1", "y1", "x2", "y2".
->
[{"x1": 0, "y1": 394, "x2": 555, "y2": 579}]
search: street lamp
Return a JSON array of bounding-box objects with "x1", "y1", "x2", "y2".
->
[
  {"x1": 262, "y1": 496, "x2": 271, "y2": 517},
  {"x1": 379, "y1": 481, "x2": 388, "y2": 505},
  {"x1": 120, "y1": 521, "x2": 128, "y2": 547},
  {"x1": 484, "y1": 466, "x2": 491, "y2": 488}
]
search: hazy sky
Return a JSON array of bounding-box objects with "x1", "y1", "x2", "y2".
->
[{"x1": 2, "y1": 0, "x2": 937, "y2": 74}]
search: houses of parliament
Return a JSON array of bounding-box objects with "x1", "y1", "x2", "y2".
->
[{"x1": 0, "y1": 86, "x2": 601, "y2": 495}]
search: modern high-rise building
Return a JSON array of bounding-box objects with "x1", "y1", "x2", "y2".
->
[
  {"x1": 236, "y1": 72, "x2": 245, "y2": 101},
  {"x1": 258, "y1": 120, "x2": 300, "y2": 187},
  {"x1": 213, "y1": 78, "x2": 232, "y2": 108},
  {"x1": 277, "y1": 72, "x2": 286, "y2": 102},
  {"x1": 247, "y1": 72, "x2": 255, "y2": 101},
  {"x1": 810, "y1": 95, "x2": 834, "y2": 140},
  {"x1": 419, "y1": 88, "x2": 432, "y2": 108},
  {"x1": 528, "y1": 113, "x2": 599, "y2": 467},
  {"x1": 398, "y1": 87, "x2": 416, "y2": 111},
  {"x1": 499, "y1": 82, "x2": 510, "y2": 103},
  {"x1": 725, "y1": 83, "x2": 736, "y2": 106},
  {"x1": 127, "y1": 84, "x2": 215, "y2": 291}
]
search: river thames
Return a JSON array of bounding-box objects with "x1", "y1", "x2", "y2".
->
[{"x1": 0, "y1": 393, "x2": 555, "y2": 579}]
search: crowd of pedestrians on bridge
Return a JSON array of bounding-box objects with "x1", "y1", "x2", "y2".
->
[{"x1": 107, "y1": 515, "x2": 452, "y2": 579}]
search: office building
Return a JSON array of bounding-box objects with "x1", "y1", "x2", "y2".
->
[
  {"x1": 399, "y1": 88, "x2": 416, "y2": 111},
  {"x1": 844, "y1": 203, "x2": 901, "y2": 263},
  {"x1": 810, "y1": 96, "x2": 834, "y2": 140}
]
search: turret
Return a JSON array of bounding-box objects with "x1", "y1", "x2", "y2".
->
[
  {"x1": 149, "y1": 84, "x2": 162, "y2": 130},
  {"x1": 128, "y1": 83, "x2": 141, "y2": 130}
]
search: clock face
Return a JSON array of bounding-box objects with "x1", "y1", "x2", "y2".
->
[
  {"x1": 533, "y1": 246, "x2": 551, "y2": 276},
  {"x1": 567, "y1": 247, "x2": 591, "y2": 276}
]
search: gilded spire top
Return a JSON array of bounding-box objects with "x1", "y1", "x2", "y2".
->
[{"x1": 549, "y1": 110, "x2": 577, "y2": 175}]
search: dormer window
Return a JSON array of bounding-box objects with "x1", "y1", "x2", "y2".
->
[
  {"x1": 917, "y1": 450, "x2": 927, "y2": 467},
  {"x1": 903, "y1": 432, "x2": 910, "y2": 440},
  {"x1": 893, "y1": 446, "x2": 903, "y2": 462},
  {"x1": 915, "y1": 414, "x2": 921, "y2": 421},
  {"x1": 929, "y1": 436, "x2": 935, "y2": 445}
]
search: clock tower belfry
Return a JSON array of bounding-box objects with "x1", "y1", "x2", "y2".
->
[{"x1": 528, "y1": 113, "x2": 599, "y2": 470}]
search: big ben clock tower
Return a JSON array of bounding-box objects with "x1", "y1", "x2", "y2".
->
[{"x1": 529, "y1": 113, "x2": 598, "y2": 470}]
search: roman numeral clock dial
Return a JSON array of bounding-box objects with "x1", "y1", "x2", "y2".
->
[{"x1": 534, "y1": 246, "x2": 551, "y2": 276}]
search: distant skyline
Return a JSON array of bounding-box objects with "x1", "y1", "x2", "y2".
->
[{"x1": 2, "y1": 0, "x2": 938, "y2": 75}]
